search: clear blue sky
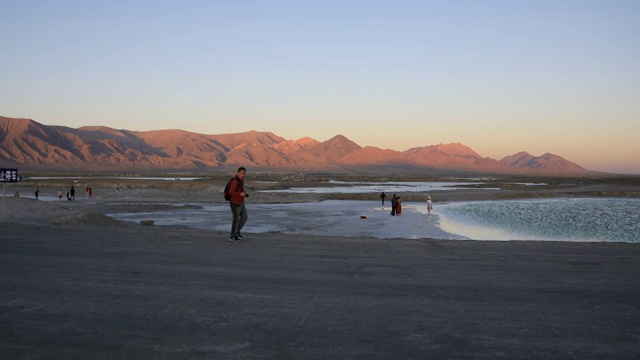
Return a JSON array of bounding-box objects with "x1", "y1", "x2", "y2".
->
[{"x1": 1, "y1": 0, "x2": 639, "y2": 173}]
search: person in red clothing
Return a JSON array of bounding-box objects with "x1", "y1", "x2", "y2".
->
[
  {"x1": 396, "y1": 196, "x2": 402, "y2": 215},
  {"x1": 228, "y1": 167, "x2": 249, "y2": 242}
]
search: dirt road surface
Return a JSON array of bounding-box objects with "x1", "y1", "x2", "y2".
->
[{"x1": 2, "y1": 220, "x2": 639, "y2": 359}]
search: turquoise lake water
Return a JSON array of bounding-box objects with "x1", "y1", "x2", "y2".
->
[{"x1": 436, "y1": 198, "x2": 640, "y2": 243}]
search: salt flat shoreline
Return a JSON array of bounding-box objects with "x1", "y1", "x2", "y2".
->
[
  {"x1": 2, "y1": 183, "x2": 640, "y2": 359},
  {"x1": 4, "y1": 176, "x2": 639, "y2": 225}
]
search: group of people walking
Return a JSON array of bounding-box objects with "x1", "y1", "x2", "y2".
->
[
  {"x1": 29, "y1": 186, "x2": 81, "y2": 201},
  {"x1": 33, "y1": 186, "x2": 93, "y2": 201},
  {"x1": 381, "y1": 192, "x2": 432, "y2": 216},
  {"x1": 61, "y1": 185, "x2": 92, "y2": 200}
]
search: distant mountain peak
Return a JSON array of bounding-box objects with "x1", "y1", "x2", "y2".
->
[
  {"x1": 324, "y1": 134, "x2": 355, "y2": 145},
  {"x1": 294, "y1": 137, "x2": 319, "y2": 145},
  {"x1": 511, "y1": 151, "x2": 532, "y2": 157},
  {"x1": 0, "y1": 116, "x2": 40, "y2": 134},
  {"x1": 433, "y1": 143, "x2": 480, "y2": 157},
  {"x1": 500, "y1": 151, "x2": 590, "y2": 174},
  {"x1": 307, "y1": 135, "x2": 362, "y2": 162}
]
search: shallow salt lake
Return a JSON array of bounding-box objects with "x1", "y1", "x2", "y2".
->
[
  {"x1": 107, "y1": 198, "x2": 640, "y2": 243},
  {"x1": 108, "y1": 200, "x2": 460, "y2": 240},
  {"x1": 437, "y1": 198, "x2": 640, "y2": 243},
  {"x1": 260, "y1": 180, "x2": 546, "y2": 194}
]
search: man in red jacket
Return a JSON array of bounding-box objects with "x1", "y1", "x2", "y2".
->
[{"x1": 228, "y1": 167, "x2": 249, "y2": 242}]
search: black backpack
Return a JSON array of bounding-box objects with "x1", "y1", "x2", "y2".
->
[{"x1": 223, "y1": 178, "x2": 234, "y2": 201}]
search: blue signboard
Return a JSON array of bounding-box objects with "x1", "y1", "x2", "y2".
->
[{"x1": 0, "y1": 169, "x2": 19, "y2": 182}]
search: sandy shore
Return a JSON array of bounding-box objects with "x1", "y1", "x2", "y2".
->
[{"x1": 2, "y1": 179, "x2": 640, "y2": 359}]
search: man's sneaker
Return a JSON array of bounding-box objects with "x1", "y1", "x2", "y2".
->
[
  {"x1": 236, "y1": 233, "x2": 243, "y2": 240},
  {"x1": 229, "y1": 236, "x2": 239, "y2": 242}
]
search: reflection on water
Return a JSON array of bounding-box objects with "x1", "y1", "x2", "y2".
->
[{"x1": 437, "y1": 198, "x2": 640, "y2": 243}]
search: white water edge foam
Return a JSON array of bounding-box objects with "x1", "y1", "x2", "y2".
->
[{"x1": 436, "y1": 211, "x2": 528, "y2": 241}]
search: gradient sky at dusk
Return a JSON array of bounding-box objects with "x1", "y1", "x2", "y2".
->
[{"x1": 1, "y1": 1, "x2": 639, "y2": 174}]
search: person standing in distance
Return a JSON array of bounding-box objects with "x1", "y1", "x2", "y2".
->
[
  {"x1": 390, "y1": 194, "x2": 397, "y2": 216},
  {"x1": 228, "y1": 167, "x2": 249, "y2": 242}
]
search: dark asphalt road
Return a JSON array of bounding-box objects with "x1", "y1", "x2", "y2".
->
[{"x1": 1, "y1": 223, "x2": 639, "y2": 359}]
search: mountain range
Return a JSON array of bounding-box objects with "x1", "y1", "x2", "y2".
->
[{"x1": 0, "y1": 116, "x2": 595, "y2": 175}]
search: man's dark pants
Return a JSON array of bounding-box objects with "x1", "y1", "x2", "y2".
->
[{"x1": 230, "y1": 203, "x2": 248, "y2": 237}]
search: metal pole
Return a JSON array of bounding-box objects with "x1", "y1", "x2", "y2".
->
[{"x1": 2, "y1": 183, "x2": 5, "y2": 221}]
